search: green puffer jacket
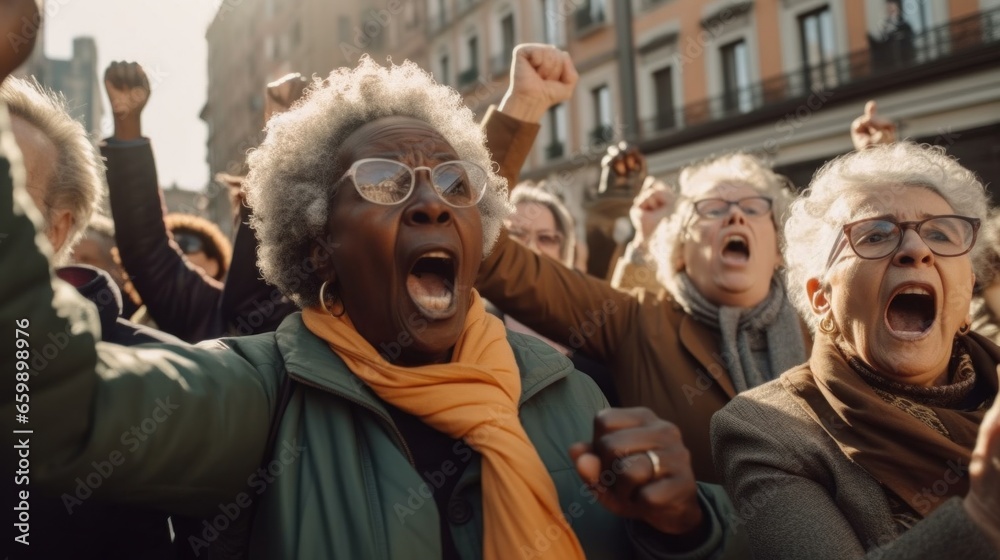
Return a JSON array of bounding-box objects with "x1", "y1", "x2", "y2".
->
[{"x1": 1, "y1": 149, "x2": 746, "y2": 559}]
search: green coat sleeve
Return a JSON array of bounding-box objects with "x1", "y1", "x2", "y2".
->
[{"x1": 1, "y1": 136, "x2": 278, "y2": 517}]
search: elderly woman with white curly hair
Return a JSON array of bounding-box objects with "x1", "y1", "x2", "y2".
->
[
  {"x1": 478, "y1": 144, "x2": 811, "y2": 483},
  {"x1": 3, "y1": 46, "x2": 748, "y2": 559},
  {"x1": 711, "y1": 142, "x2": 1000, "y2": 558}
]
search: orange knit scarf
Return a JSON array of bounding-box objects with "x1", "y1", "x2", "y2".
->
[{"x1": 301, "y1": 291, "x2": 585, "y2": 560}]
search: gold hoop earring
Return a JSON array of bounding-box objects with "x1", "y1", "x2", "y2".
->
[
  {"x1": 319, "y1": 281, "x2": 345, "y2": 317},
  {"x1": 819, "y1": 315, "x2": 837, "y2": 335},
  {"x1": 958, "y1": 322, "x2": 971, "y2": 336}
]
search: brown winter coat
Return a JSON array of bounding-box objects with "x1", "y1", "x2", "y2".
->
[{"x1": 478, "y1": 108, "x2": 811, "y2": 482}]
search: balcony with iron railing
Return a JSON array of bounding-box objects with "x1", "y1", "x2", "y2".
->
[
  {"x1": 457, "y1": 66, "x2": 480, "y2": 88},
  {"x1": 545, "y1": 141, "x2": 565, "y2": 160},
  {"x1": 590, "y1": 124, "x2": 615, "y2": 145},
  {"x1": 640, "y1": 7, "x2": 1000, "y2": 143}
]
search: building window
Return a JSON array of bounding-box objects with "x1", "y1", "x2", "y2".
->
[
  {"x1": 542, "y1": 0, "x2": 564, "y2": 46},
  {"x1": 492, "y1": 13, "x2": 516, "y2": 75},
  {"x1": 799, "y1": 7, "x2": 837, "y2": 90},
  {"x1": 469, "y1": 35, "x2": 479, "y2": 70},
  {"x1": 652, "y1": 66, "x2": 676, "y2": 130},
  {"x1": 720, "y1": 39, "x2": 751, "y2": 114},
  {"x1": 576, "y1": 0, "x2": 606, "y2": 32},
  {"x1": 501, "y1": 14, "x2": 515, "y2": 62},
  {"x1": 869, "y1": 0, "x2": 920, "y2": 70},
  {"x1": 590, "y1": 0, "x2": 606, "y2": 20},
  {"x1": 591, "y1": 85, "x2": 612, "y2": 144},
  {"x1": 459, "y1": 36, "x2": 479, "y2": 87},
  {"x1": 440, "y1": 54, "x2": 450, "y2": 86},
  {"x1": 437, "y1": 0, "x2": 447, "y2": 26},
  {"x1": 886, "y1": 0, "x2": 928, "y2": 35},
  {"x1": 546, "y1": 103, "x2": 567, "y2": 159}
]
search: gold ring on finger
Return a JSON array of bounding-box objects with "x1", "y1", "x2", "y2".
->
[{"x1": 646, "y1": 449, "x2": 662, "y2": 479}]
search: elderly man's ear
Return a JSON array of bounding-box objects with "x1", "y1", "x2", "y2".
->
[
  {"x1": 47, "y1": 208, "x2": 73, "y2": 254},
  {"x1": 807, "y1": 278, "x2": 830, "y2": 315}
]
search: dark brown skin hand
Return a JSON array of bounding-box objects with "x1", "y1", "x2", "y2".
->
[
  {"x1": 104, "y1": 61, "x2": 150, "y2": 141},
  {"x1": 264, "y1": 72, "x2": 309, "y2": 124},
  {"x1": 569, "y1": 408, "x2": 705, "y2": 536},
  {"x1": 600, "y1": 143, "x2": 648, "y2": 196},
  {"x1": 0, "y1": 0, "x2": 41, "y2": 84}
]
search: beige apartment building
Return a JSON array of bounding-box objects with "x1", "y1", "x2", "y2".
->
[
  {"x1": 380, "y1": 0, "x2": 1000, "y2": 274},
  {"x1": 203, "y1": 0, "x2": 383, "y2": 176},
  {"x1": 204, "y1": 0, "x2": 1000, "y2": 243}
]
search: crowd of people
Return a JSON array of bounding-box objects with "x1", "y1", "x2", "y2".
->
[{"x1": 1, "y1": 1, "x2": 998, "y2": 558}]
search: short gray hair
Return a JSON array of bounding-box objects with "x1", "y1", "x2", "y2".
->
[
  {"x1": 509, "y1": 183, "x2": 576, "y2": 266},
  {"x1": 1, "y1": 77, "x2": 104, "y2": 263},
  {"x1": 651, "y1": 152, "x2": 794, "y2": 295},
  {"x1": 82, "y1": 213, "x2": 116, "y2": 250},
  {"x1": 244, "y1": 56, "x2": 511, "y2": 308},
  {"x1": 784, "y1": 141, "x2": 990, "y2": 330}
]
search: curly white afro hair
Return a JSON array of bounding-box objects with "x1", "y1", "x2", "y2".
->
[{"x1": 243, "y1": 56, "x2": 511, "y2": 308}]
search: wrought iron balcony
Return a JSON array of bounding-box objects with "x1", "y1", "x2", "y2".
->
[
  {"x1": 545, "y1": 141, "x2": 565, "y2": 160},
  {"x1": 457, "y1": 66, "x2": 480, "y2": 88},
  {"x1": 641, "y1": 7, "x2": 1000, "y2": 140},
  {"x1": 590, "y1": 124, "x2": 614, "y2": 145}
]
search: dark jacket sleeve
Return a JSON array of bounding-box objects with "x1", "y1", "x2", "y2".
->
[
  {"x1": 1, "y1": 153, "x2": 276, "y2": 516},
  {"x1": 628, "y1": 483, "x2": 749, "y2": 560},
  {"x1": 218, "y1": 202, "x2": 297, "y2": 335},
  {"x1": 101, "y1": 139, "x2": 224, "y2": 342}
]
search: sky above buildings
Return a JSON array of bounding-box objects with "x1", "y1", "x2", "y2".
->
[{"x1": 45, "y1": 0, "x2": 224, "y2": 189}]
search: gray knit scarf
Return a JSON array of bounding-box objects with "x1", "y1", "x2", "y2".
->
[{"x1": 673, "y1": 272, "x2": 808, "y2": 393}]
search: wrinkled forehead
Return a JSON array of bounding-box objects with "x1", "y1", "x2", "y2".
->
[
  {"x1": 688, "y1": 179, "x2": 761, "y2": 201},
  {"x1": 340, "y1": 116, "x2": 457, "y2": 164},
  {"x1": 829, "y1": 184, "x2": 951, "y2": 226},
  {"x1": 827, "y1": 191, "x2": 881, "y2": 227},
  {"x1": 507, "y1": 201, "x2": 557, "y2": 229}
]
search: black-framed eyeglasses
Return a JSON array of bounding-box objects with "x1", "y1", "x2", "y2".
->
[
  {"x1": 692, "y1": 196, "x2": 773, "y2": 219},
  {"x1": 336, "y1": 157, "x2": 488, "y2": 208},
  {"x1": 825, "y1": 215, "x2": 981, "y2": 270}
]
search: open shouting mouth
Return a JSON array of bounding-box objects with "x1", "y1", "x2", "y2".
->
[
  {"x1": 406, "y1": 250, "x2": 457, "y2": 320},
  {"x1": 720, "y1": 233, "x2": 750, "y2": 265},
  {"x1": 884, "y1": 284, "x2": 936, "y2": 339}
]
